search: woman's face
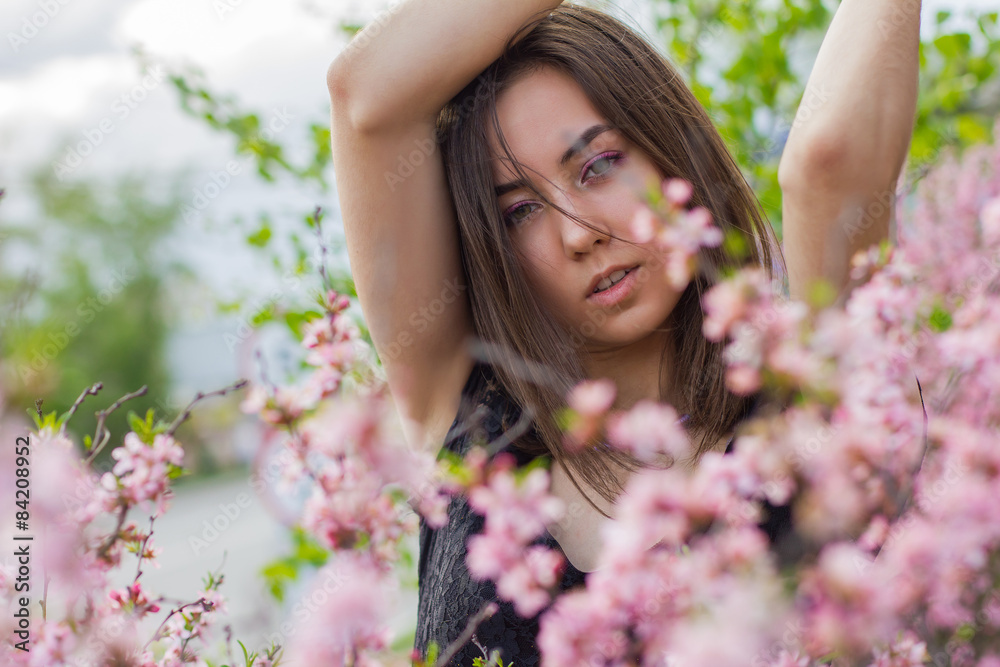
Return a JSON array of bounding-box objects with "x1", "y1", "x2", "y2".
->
[{"x1": 488, "y1": 65, "x2": 683, "y2": 352}]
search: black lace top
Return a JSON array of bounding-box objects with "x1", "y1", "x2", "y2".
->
[{"x1": 413, "y1": 361, "x2": 793, "y2": 666}]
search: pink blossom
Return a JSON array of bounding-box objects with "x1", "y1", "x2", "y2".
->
[
  {"x1": 464, "y1": 461, "x2": 567, "y2": 617},
  {"x1": 567, "y1": 378, "x2": 616, "y2": 417},
  {"x1": 630, "y1": 206, "x2": 658, "y2": 243},
  {"x1": 283, "y1": 552, "x2": 396, "y2": 665},
  {"x1": 663, "y1": 177, "x2": 694, "y2": 207},
  {"x1": 563, "y1": 377, "x2": 616, "y2": 449},
  {"x1": 605, "y1": 400, "x2": 690, "y2": 463},
  {"x1": 106, "y1": 431, "x2": 184, "y2": 516}
]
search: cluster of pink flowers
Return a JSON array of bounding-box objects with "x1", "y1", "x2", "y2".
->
[
  {"x1": 240, "y1": 293, "x2": 361, "y2": 426},
  {"x1": 7, "y1": 123, "x2": 1000, "y2": 666},
  {"x1": 527, "y1": 119, "x2": 1000, "y2": 665},
  {"x1": 0, "y1": 414, "x2": 230, "y2": 666},
  {"x1": 281, "y1": 550, "x2": 396, "y2": 667},
  {"x1": 234, "y1": 122, "x2": 1000, "y2": 665},
  {"x1": 237, "y1": 288, "x2": 455, "y2": 663},
  {"x1": 103, "y1": 432, "x2": 184, "y2": 516},
  {"x1": 630, "y1": 177, "x2": 724, "y2": 289},
  {"x1": 463, "y1": 451, "x2": 567, "y2": 618}
]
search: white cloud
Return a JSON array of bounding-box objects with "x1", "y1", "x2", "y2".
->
[{"x1": 0, "y1": 53, "x2": 135, "y2": 122}]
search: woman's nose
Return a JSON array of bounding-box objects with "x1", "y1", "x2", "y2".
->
[{"x1": 556, "y1": 197, "x2": 612, "y2": 257}]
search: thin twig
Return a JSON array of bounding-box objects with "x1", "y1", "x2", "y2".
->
[
  {"x1": 40, "y1": 573, "x2": 49, "y2": 620},
  {"x1": 311, "y1": 205, "x2": 331, "y2": 291},
  {"x1": 86, "y1": 386, "x2": 149, "y2": 465},
  {"x1": 433, "y1": 602, "x2": 498, "y2": 667},
  {"x1": 40, "y1": 522, "x2": 50, "y2": 620},
  {"x1": 165, "y1": 378, "x2": 249, "y2": 437},
  {"x1": 888, "y1": 375, "x2": 930, "y2": 526},
  {"x1": 134, "y1": 515, "x2": 156, "y2": 583},
  {"x1": 483, "y1": 403, "x2": 537, "y2": 459},
  {"x1": 61, "y1": 382, "x2": 103, "y2": 434},
  {"x1": 96, "y1": 503, "x2": 129, "y2": 562},
  {"x1": 255, "y1": 348, "x2": 279, "y2": 395},
  {"x1": 144, "y1": 597, "x2": 210, "y2": 651},
  {"x1": 224, "y1": 625, "x2": 235, "y2": 667}
]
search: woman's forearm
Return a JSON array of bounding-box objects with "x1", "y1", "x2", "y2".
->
[
  {"x1": 778, "y1": 0, "x2": 921, "y2": 302},
  {"x1": 328, "y1": 0, "x2": 564, "y2": 132},
  {"x1": 780, "y1": 0, "x2": 921, "y2": 189}
]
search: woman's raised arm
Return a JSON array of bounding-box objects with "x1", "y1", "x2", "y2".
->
[
  {"x1": 778, "y1": 0, "x2": 921, "y2": 303},
  {"x1": 329, "y1": 0, "x2": 564, "y2": 132},
  {"x1": 326, "y1": 0, "x2": 562, "y2": 452}
]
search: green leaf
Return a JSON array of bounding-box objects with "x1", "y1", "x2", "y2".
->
[
  {"x1": 934, "y1": 33, "x2": 971, "y2": 59},
  {"x1": 954, "y1": 622, "x2": 976, "y2": 642},
  {"x1": 246, "y1": 221, "x2": 272, "y2": 248},
  {"x1": 722, "y1": 228, "x2": 750, "y2": 261},
  {"x1": 957, "y1": 114, "x2": 991, "y2": 145},
  {"x1": 928, "y1": 304, "x2": 953, "y2": 333},
  {"x1": 553, "y1": 406, "x2": 575, "y2": 433},
  {"x1": 259, "y1": 527, "x2": 330, "y2": 602},
  {"x1": 128, "y1": 410, "x2": 143, "y2": 433},
  {"x1": 284, "y1": 310, "x2": 323, "y2": 339},
  {"x1": 166, "y1": 463, "x2": 187, "y2": 480},
  {"x1": 807, "y1": 279, "x2": 837, "y2": 311}
]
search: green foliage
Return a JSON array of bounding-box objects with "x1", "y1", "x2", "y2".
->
[
  {"x1": 246, "y1": 217, "x2": 273, "y2": 248},
  {"x1": 0, "y1": 168, "x2": 185, "y2": 461},
  {"x1": 127, "y1": 407, "x2": 167, "y2": 445},
  {"x1": 652, "y1": 0, "x2": 999, "y2": 235},
  {"x1": 145, "y1": 48, "x2": 331, "y2": 189},
  {"x1": 259, "y1": 526, "x2": 330, "y2": 603},
  {"x1": 212, "y1": 639, "x2": 283, "y2": 667},
  {"x1": 927, "y1": 303, "x2": 954, "y2": 333},
  {"x1": 910, "y1": 11, "x2": 1000, "y2": 179}
]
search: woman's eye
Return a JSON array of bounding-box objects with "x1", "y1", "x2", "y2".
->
[
  {"x1": 582, "y1": 152, "x2": 622, "y2": 182},
  {"x1": 505, "y1": 202, "x2": 537, "y2": 226}
]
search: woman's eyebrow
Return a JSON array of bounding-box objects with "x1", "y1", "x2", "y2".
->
[
  {"x1": 558, "y1": 123, "x2": 613, "y2": 167},
  {"x1": 495, "y1": 178, "x2": 532, "y2": 198},
  {"x1": 494, "y1": 123, "x2": 614, "y2": 198}
]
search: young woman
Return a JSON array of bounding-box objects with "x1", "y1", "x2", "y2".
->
[{"x1": 327, "y1": 1, "x2": 920, "y2": 663}]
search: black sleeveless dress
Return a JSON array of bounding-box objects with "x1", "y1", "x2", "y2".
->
[{"x1": 413, "y1": 361, "x2": 794, "y2": 666}]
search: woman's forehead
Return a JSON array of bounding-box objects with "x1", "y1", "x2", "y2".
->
[{"x1": 487, "y1": 66, "x2": 613, "y2": 183}]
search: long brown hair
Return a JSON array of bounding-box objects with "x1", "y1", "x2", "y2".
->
[{"x1": 436, "y1": 3, "x2": 786, "y2": 515}]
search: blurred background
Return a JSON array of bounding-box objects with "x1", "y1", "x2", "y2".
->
[{"x1": 0, "y1": 0, "x2": 997, "y2": 659}]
